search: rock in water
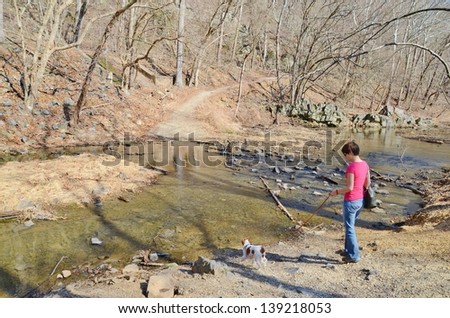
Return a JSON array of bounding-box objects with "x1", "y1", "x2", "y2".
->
[
  {"x1": 62, "y1": 270, "x2": 72, "y2": 278},
  {"x1": 91, "y1": 237, "x2": 103, "y2": 245},
  {"x1": 150, "y1": 252, "x2": 159, "y2": 262}
]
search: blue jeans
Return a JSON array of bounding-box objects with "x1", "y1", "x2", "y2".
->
[{"x1": 343, "y1": 199, "x2": 363, "y2": 261}]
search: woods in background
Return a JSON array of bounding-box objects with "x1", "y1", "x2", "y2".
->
[{"x1": 2, "y1": 0, "x2": 449, "y2": 122}]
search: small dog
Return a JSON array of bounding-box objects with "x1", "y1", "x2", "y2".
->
[{"x1": 241, "y1": 239, "x2": 268, "y2": 269}]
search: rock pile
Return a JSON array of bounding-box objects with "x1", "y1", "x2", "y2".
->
[
  {"x1": 352, "y1": 105, "x2": 433, "y2": 128},
  {"x1": 278, "y1": 100, "x2": 433, "y2": 129}
]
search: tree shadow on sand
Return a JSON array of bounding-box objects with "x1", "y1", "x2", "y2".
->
[{"x1": 209, "y1": 247, "x2": 344, "y2": 298}]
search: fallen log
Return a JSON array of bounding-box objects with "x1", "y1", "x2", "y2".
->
[
  {"x1": 50, "y1": 256, "x2": 68, "y2": 276},
  {"x1": 0, "y1": 211, "x2": 22, "y2": 221},
  {"x1": 260, "y1": 176, "x2": 301, "y2": 225},
  {"x1": 370, "y1": 168, "x2": 428, "y2": 196},
  {"x1": 139, "y1": 262, "x2": 169, "y2": 267},
  {"x1": 145, "y1": 163, "x2": 168, "y2": 175},
  {"x1": 370, "y1": 168, "x2": 395, "y2": 182},
  {"x1": 397, "y1": 184, "x2": 425, "y2": 196},
  {"x1": 319, "y1": 175, "x2": 339, "y2": 185}
]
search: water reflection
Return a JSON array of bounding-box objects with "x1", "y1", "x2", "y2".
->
[{"x1": 349, "y1": 128, "x2": 448, "y2": 175}]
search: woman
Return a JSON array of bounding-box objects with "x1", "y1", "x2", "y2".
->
[{"x1": 330, "y1": 141, "x2": 370, "y2": 263}]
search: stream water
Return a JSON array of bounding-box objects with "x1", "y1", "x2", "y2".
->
[{"x1": 0, "y1": 129, "x2": 448, "y2": 297}]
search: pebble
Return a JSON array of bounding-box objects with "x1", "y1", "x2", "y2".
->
[
  {"x1": 371, "y1": 207, "x2": 386, "y2": 213},
  {"x1": 62, "y1": 270, "x2": 72, "y2": 278},
  {"x1": 24, "y1": 220, "x2": 35, "y2": 227},
  {"x1": 323, "y1": 263, "x2": 336, "y2": 270},
  {"x1": 91, "y1": 237, "x2": 103, "y2": 245},
  {"x1": 286, "y1": 267, "x2": 300, "y2": 274},
  {"x1": 122, "y1": 263, "x2": 140, "y2": 274}
]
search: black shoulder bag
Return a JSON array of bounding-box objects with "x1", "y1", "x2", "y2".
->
[{"x1": 363, "y1": 186, "x2": 377, "y2": 209}]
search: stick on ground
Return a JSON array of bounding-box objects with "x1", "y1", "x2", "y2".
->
[{"x1": 260, "y1": 176, "x2": 301, "y2": 225}]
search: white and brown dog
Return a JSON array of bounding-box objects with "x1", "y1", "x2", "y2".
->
[{"x1": 241, "y1": 239, "x2": 268, "y2": 269}]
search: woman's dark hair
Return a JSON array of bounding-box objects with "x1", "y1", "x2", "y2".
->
[{"x1": 342, "y1": 141, "x2": 360, "y2": 156}]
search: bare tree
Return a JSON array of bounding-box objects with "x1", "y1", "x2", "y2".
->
[
  {"x1": 235, "y1": 49, "x2": 251, "y2": 117},
  {"x1": 231, "y1": 0, "x2": 244, "y2": 62},
  {"x1": 0, "y1": 0, "x2": 4, "y2": 43},
  {"x1": 342, "y1": 6, "x2": 450, "y2": 111},
  {"x1": 273, "y1": 0, "x2": 287, "y2": 104},
  {"x1": 72, "y1": 0, "x2": 89, "y2": 43},
  {"x1": 7, "y1": 0, "x2": 450, "y2": 124},
  {"x1": 13, "y1": 0, "x2": 75, "y2": 111},
  {"x1": 116, "y1": 1, "x2": 174, "y2": 91},
  {"x1": 175, "y1": 0, "x2": 186, "y2": 87},
  {"x1": 282, "y1": 0, "x2": 350, "y2": 105},
  {"x1": 187, "y1": 0, "x2": 236, "y2": 86},
  {"x1": 9, "y1": 0, "x2": 124, "y2": 112},
  {"x1": 74, "y1": 0, "x2": 138, "y2": 124}
]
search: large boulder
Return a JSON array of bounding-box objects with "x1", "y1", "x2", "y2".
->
[
  {"x1": 352, "y1": 113, "x2": 394, "y2": 128},
  {"x1": 378, "y1": 105, "x2": 415, "y2": 127},
  {"x1": 191, "y1": 256, "x2": 226, "y2": 275},
  {"x1": 351, "y1": 105, "x2": 432, "y2": 129},
  {"x1": 146, "y1": 274, "x2": 175, "y2": 298},
  {"x1": 282, "y1": 100, "x2": 349, "y2": 127}
]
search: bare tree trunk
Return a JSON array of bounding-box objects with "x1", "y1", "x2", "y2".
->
[
  {"x1": 338, "y1": 61, "x2": 352, "y2": 99},
  {"x1": 0, "y1": 0, "x2": 4, "y2": 43},
  {"x1": 74, "y1": 0, "x2": 137, "y2": 125},
  {"x1": 121, "y1": 3, "x2": 138, "y2": 91},
  {"x1": 262, "y1": 28, "x2": 268, "y2": 69},
  {"x1": 397, "y1": 47, "x2": 412, "y2": 107},
  {"x1": 424, "y1": 65, "x2": 439, "y2": 100},
  {"x1": 406, "y1": 47, "x2": 420, "y2": 102},
  {"x1": 231, "y1": 0, "x2": 244, "y2": 62},
  {"x1": 188, "y1": 0, "x2": 234, "y2": 87},
  {"x1": 382, "y1": 18, "x2": 400, "y2": 106},
  {"x1": 190, "y1": 51, "x2": 204, "y2": 87},
  {"x1": 175, "y1": 0, "x2": 186, "y2": 87},
  {"x1": 72, "y1": 0, "x2": 89, "y2": 43},
  {"x1": 250, "y1": 44, "x2": 257, "y2": 69},
  {"x1": 275, "y1": 0, "x2": 287, "y2": 102},
  {"x1": 14, "y1": 0, "x2": 75, "y2": 111},
  {"x1": 217, "y1": 11, "x2": 225, "y2": 64},
  {"x1": 235, "y1": 52, "x2": 250, "y2": 117}
]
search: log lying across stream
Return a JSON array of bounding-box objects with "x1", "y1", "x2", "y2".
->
[
  {"x1": 259, "y1": 176, "x2": 300, "y2": 225},
  {"x1": 370, "y1": 168, "x2": 426, "y2": 195}
]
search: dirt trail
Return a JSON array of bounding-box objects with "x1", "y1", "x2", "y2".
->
[
  {"x1": 150, "y1": 77, "x2": 277, "y2": 140},
  {"x1": 151, "y1": 90, "x2": 216, "y2": 140}
]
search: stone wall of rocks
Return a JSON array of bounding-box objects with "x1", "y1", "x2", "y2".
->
[
  {"x1": 278, "y1": 100, "x2": 433, "y2": 129},
  {"x1": 352, "y1": 105, "x2": 433, "y2": 129},
  {"x1": 279, "y1": 100, "x2": 349, "y2": 127}
]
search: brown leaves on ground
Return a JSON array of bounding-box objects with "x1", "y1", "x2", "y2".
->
[
  {"x1": 0, "y1": 153, "x2": 159, "y2": 219},
  {"x1": 406, "y1": 169, "x2": 450, "y2": 230}
]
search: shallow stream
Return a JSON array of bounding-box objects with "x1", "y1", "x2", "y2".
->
[{"x1": 0, "y1": 129, "x2": 448, "y2": 297}]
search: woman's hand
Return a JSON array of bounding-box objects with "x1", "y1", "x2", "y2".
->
[{"x1": 330, "y1": 189, "x2": 339, "y2": 197}]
